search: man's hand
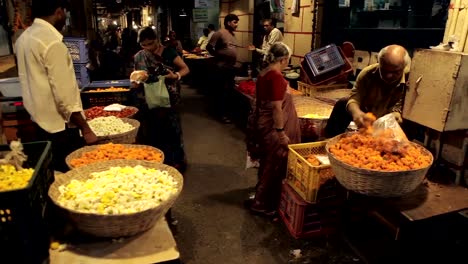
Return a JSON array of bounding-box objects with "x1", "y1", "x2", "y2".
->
[
  {"x1": 247, "y1": 44, "x2": 256, "y2": 51},
  {"x1": 82, "y1": 129, "x2": 98, "y2": 145},
  {"x1": 351, "y1": 110, "x2": 366, "y2": 128},
  {"x1": 392, "y1": 112, "x2": 403, "y2": 123}
]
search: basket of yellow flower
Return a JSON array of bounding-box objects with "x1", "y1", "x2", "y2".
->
[
  {"x1": 0, "y1": 141, "x2": 52, "y2": 263},
  {"x1": 48, "y1": 160, "x2": 183, "y2": 237}
]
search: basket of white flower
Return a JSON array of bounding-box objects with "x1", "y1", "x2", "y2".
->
[
  {"x1": 87, "y1": 117, "x2": 140, "y2": 144},
  {"x1": 48, "y1": 160, "x2": 183, "y2": 237}
]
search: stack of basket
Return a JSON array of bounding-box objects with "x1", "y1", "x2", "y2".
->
[
  {"x1": 293, "y1": 96, "x2": 333, "y2": 141},
  {"x1": 297, "y1": 81, "x2": 351, "y2": 105},
  {"x1": 280, "y1": 141, "x2": 343, "y2": 239}
]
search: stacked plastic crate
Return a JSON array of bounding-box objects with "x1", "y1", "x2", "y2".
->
[
  {"x1": 63, "y1": 37, "x2": 89, "y2": 87},
  {"x1": 279, "y1": 141, "x2": 344, "y2": 239}
]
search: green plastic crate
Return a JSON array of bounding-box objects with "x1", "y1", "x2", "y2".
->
[{"x1": 0, "y1": 141, "x2": 53, "y2": 263}]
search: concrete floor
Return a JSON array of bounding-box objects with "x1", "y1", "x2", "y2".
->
[{"x1": 170, "y1": 86, "x2": 361, "y2": 264}]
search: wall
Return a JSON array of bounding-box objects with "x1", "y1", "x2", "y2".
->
[
  {"x1": 219, "y1": 0, "x2": 254, "y2": 63},
  {"x1": 283, "y1": 0, "x2": 315, "y2": 65},
  {"x1": 191, "y1": 1, "x2": 220, "y2": 47},
  {"x1": 219, "y1": 0, "x2": 316, "y2": 65}
]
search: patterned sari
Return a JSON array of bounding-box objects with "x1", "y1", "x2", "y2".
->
[{"x1": 133, "y1": 47, "x2": 186, "y2": 171}]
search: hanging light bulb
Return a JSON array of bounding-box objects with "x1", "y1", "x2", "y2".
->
[{"x1": 179, "y1": 9, "x2": 187, "y2": 17}]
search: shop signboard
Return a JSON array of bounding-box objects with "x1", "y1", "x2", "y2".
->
[
  {"x1": 193, "y1": 9, "x2": 209, "y2": 22},
  {"x1": 194, "y1": 0, "x2": 213, "y2": 8}
]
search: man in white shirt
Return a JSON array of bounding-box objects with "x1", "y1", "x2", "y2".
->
[
  {"x1": 16, "y1": 0, "x2": 97, "y2": 172},
  {"x1": 206, "y1": 24, "x2": 216, "y2": 44},
  {"x1": 248, "y1": 19, "x2": 284, "y2": 60}
]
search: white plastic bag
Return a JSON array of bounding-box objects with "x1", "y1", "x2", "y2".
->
[
  {"x1": 104, "y1": 103, "x2": 127, "y2": 112},
  {"x1": 372, "y1": 113, "x2": 408, "y2": 142}
]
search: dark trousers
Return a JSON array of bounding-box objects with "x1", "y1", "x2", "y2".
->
[
  {"x1": 136, "y1": 106, "x2": 186, "y2": 171},
  {"x1": 34, "y1": 124, "x2": 85, "y2": 172},
  {"x1": 324, "y1": 98, "x2": 353, "y2": 138},
  {"x1": 212, "y1": 65, "x2": 235, "y2": 118}
]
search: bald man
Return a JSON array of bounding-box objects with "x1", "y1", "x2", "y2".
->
[{"x1": 325, "y1": 45, "x2": 410, "y2": 138}]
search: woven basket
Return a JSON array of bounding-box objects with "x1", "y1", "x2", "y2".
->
[
  {"x1": 293, "y1": 96, "x2": 333, "y2": 140},
  {"x1": 84, "y1": 106, "x2": 139, "y2": 120},
  {"x1": 48, "y1": 160, "x2": 183, "y2": 237},
  {"x1": 95, "y1": 118, "x2": 140, "y2": 144},
  {"x1": 325, "y1": 134, "x2": 433, "y2": 197},
  {"x1": 65, "y1": 144, "x2": 165, "y2": 169}
]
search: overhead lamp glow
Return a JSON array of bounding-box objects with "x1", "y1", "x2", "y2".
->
[
  {"x1": 151, "y1": 26, "x2": 156, "y2": 29},
  {"x1": 179, "y1": 9, "x2": 187, "y2": 17},
  {"x1": 133, "y1": 25, "x2": 138, "y2": 29},
  {"x1": 113, "y1": 20, "x2": 118, "y2": 25},
  {"x1": 147, "y1": 17, "x2": 152, "y2": 21}
]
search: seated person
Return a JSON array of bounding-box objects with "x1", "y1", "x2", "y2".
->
[
  {"x1": 324, "y1": 44, "x2": 411, "y2": 137},
  {"x1": 196, "y1": 28, "x2": 210, "y2": 51}
]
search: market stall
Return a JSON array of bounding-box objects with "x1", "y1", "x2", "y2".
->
[
  {"x1": 0, "y1": 74, "x2": 186, "y2": 262},
  {"x1": 182, "y1": 51, "x2": 214, "y2": 92}
]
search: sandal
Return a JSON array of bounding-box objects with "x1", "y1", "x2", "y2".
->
[{"x1": 244, "y1": 199, "x2": 277, "y2": 217}]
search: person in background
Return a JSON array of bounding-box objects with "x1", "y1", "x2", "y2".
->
[
  {"x1": 206, "y1": 14, "x2": 239, "y2": 123},
  {"x1": 166, "y1": 30, "x2": 184, "y2": 56},
  {"x1": 132, "y1": 27, "x2": 190, "y2": 172},
  {"x1": 206, "y1": 23, "x2": 216, "y2": 43},
  {"x1": 16, "y1": 0, "x2": 97, "y2": 172},
  {"x1": 196, "y1": 28, "x2": 210, "y2": 51},
  {"x1": 324, "y1": 44, "x2": 410, "y2": 138},
  {"x1": 248, "y1": 18, "x2": 283, "y2": 62},
  {"x1": 245, "y1": 42, "x2": 301, "y2": 216}
]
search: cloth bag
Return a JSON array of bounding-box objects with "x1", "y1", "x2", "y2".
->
[{"x1": 144, "y1": 76, "x2": 171, "y2": 108}]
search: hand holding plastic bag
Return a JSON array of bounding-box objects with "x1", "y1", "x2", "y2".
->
[
  {"x1": 371, "y1": 113, "x2": 408, "y2": 153},
  {"x1": 372, "y1": 113, "x2": 407, "y2": 141}
]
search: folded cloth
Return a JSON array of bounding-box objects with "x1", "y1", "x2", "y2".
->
[{"x1": 104, "y1": 103, "x2": 127, "y2": 112}]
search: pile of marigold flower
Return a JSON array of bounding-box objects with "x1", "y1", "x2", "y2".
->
[
  {"x1": 329, "y1": 132, "x2": 432, "y2": 171},
  {"x1": 70, "y1": 143, "x2": 163, "y2": 168}
]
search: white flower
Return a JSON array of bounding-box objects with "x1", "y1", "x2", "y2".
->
[{"x1": 57, "y1": 166, "x2": 178, "y2": 214}]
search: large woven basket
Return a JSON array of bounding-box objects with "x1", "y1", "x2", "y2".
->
[
  {"x1": 65, "y1": 144, "x2": 165, "y2": 169},
  {"x1": 325, "y1": 134, "x2": 433, "y2": 197},
  {"x1": 48, "y1": 160, "x2": 183, "y2": 237},
  {"x1": 293, "y1": 96, "x2": 333, "y2": 140},
  {"x1": 95, "y1": 118, "x2": 140, "y2": 144}
]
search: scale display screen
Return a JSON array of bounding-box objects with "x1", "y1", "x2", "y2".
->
[{"x1": 304, "y1": 44, "x2": 345, "y2": 77}]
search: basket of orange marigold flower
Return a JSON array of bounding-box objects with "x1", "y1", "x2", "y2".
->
[{"x1": 325, "y1": 128, "x2": 433, "y2": 197}]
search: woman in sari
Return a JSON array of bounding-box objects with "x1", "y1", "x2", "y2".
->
[
  {"x1": 132, "y1": 27, "x2": 190, "y2": 172},
  {"x1": 246, "y1": 42, "x2": 301, "y2": 216}
]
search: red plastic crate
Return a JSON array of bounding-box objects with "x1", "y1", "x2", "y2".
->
[{"x1": 279, "y1": 183, "x2": 340, "y2": 239}]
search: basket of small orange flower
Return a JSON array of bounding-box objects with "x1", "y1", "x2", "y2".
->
[
  {"x1": 325, "y1": 113, "x2": 433, "y2": 197},
  {"x1": 65, "y1": 143, "x2": 164, "y2": 169}
]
